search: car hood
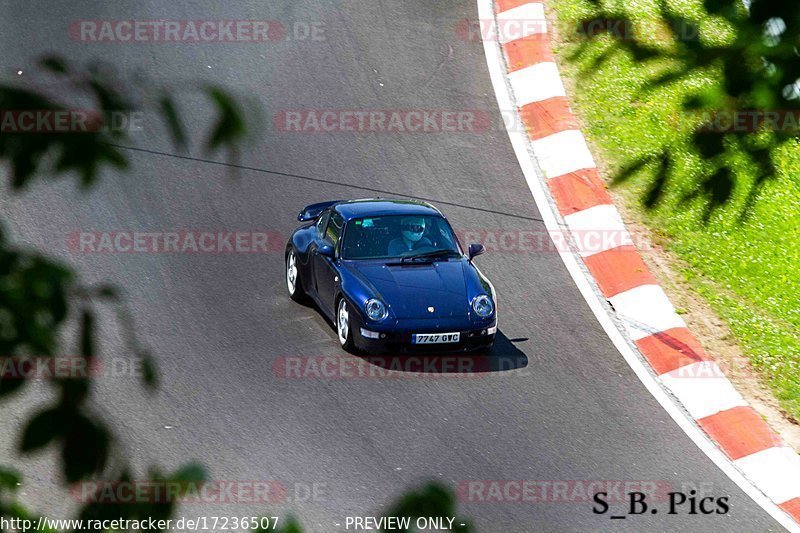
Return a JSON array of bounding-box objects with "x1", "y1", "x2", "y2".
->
[{"x1": 347, "y1": 260, "x2": 470, "y2": 319}]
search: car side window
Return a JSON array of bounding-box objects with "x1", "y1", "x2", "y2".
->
[
  {"x1": 325, "y1": 212, "x2": 345, "y2": 248},
  {"x1": 315, "y1": 210, "x2": 330, "y2": 235}
]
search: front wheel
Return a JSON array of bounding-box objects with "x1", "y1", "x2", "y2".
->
[
  {"x1": 286, "y1": 249, "x2": 306, "y2": 302},
  {"x1": 337, "y1": 298, "x2": 355, "y2": 351}
]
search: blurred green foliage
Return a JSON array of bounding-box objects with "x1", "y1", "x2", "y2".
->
[
  {"x1": 572, "y1": 0, "x2": 800, "y2": 219},
  {"x1": 0, "y1": 57, "x2": 472, "y2": 532}
]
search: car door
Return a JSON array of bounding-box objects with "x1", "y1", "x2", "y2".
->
[{"x1": 313, "y1": 211, "x2": 344, "y2": 315}]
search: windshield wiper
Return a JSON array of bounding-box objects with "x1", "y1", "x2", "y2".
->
[{"x1": 400, "y1": 249, "x2": 460, "y2": 263}]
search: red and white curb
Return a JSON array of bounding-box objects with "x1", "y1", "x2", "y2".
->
[{"x1": 478, "y1": 0, "x2": 800, "y2": 529}]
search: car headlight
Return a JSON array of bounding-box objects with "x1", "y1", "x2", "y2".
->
[
  {"x1": 365, "y1": 298, "x2": 388, "y2": 321},
  {"x1": 472, "y1": 294, "x2": 494, "y2": 318}
]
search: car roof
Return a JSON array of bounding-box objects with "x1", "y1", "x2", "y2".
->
[{"x1": 332, "y1": 199, "x2": 443, "y2": 221}]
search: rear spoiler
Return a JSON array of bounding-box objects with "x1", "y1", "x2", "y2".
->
[{"x1": 297, "y1": 200, "x2": 343, "y2": 221}]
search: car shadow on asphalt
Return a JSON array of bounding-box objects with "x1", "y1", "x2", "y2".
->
[
  {"x1": 297, "y1": 297, "x2": 529, "y2": 374},
  {"x1": 353, "y1": 331, "x2": 529, "y2": 375}
]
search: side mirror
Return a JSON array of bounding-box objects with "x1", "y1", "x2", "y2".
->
[
  {"x1": 298, "y1": 206, "x2": 324, "y2": 222},
  {"x1": 468, "y1": 243, "x2": 485, "y2": 260},
  {"x1": 317, "y1": 243, "x2": 335, "y2": 258}
]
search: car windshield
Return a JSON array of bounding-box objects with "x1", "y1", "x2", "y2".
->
[{"x1": 341, "y1": 214, "x2": 462, "y2": 260}]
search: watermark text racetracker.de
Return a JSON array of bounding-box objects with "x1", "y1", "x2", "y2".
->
[
  {"x1": 69, "y1": 19, "x2": 325, "y2": 43},
  {"x1": 0, "y1": 355, "x2": 145, "y2": 380},
  {"x1": 272, "y1": 108, "x2": 642, "y2": 136},
  {"x1": 0, "y1": 110, "x2": 143, "y2": 134},
  {"x1": 454, "y1": 228, "x2": 651, "y2": 255},
  {"x1": 273, "y1": 354, "x2": 498, "y2": 379},
  {"x1": 457, "y1": 480, "x2": 722, "y2": 505},
  {"x1": 274, "y1": 109, "x2": 492, "y2": 134},
  {"x1": 68, "y1": 230, "x2": 284, "y2": 254},
  {"x1": 70, "y1": 479, "x2": 326, "y2": 504},
  {"x1": 458, "y1": 480, "x2": 674, "y2": 504},
  {"x1": 689, "y1": 109, "x2": 800, "y2": 133},
  {"x1": 455, "y1": 16, "x2": 700, "y2": 43}
]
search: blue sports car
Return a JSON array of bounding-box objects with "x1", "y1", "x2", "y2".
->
[{"x1": 285, "y1": 199, "x2": 497, "y2": 354}]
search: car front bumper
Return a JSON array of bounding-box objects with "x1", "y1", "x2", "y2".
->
[{"x1": 352, "y1": 315, "x2": 497, "y2": 354}]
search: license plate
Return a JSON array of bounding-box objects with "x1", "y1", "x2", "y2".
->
[{"x1": 412, "y1": 332, "x2": 460, "y2": 344}]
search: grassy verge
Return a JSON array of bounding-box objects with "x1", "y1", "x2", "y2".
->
[{"x1": 549, "y1": 0, "x2": 800, "y2": 419}]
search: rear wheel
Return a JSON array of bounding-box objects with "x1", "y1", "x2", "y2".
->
[
  {"x1": 286, "y1": 249, "x2": 306, "y2": 302},
  {"x1": 337, "y1": 298, "x2": 355, "y2": 351}
]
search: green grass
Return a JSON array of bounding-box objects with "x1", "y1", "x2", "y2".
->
[{"x1": 550, "y1": 0, "x2": 800, "y2": 419}]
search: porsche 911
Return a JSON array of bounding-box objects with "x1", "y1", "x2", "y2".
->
[{"x1": 285, "y1": 199, "x2": 497, "y2": 353}]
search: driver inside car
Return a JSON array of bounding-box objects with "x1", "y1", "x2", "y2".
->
[{"x1": 387, "y1": 216, "x2": 433, "y2": 256}]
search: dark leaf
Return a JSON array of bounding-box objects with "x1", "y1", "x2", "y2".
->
[
  {"x1": 738, "y1": 162, "x2": 775, "y2": 221},
  {"x1": 0, "y1": 377, "x2": 25, "y2": 398},
  {"x1": 39, "y1": 56, "x2": 69, "y2": 74},
  {"x1": 98, "y1": 143, "x2": 128, "y2": 170},
  {"x1": 159, "y1": 462, "x2": 208, "y2": 504},
  {"x1": 95, "y1": 284, "x2": 118, "y2": 300},
  {"x1": 205, "y1": 87, "x2": 246, "y2": 153},
  {"x1": 662, "y1": 13, "x2": 700, "y2": 45},
  {"x1": 649, "y1": 69, "x2": 687, "y2": 87},
  {"x1": 628, "y1": 41, "x2": 662, "y2": 62},
  {"x1": 382, "y1": 482, "x2": 472, "y2": 533},
  {"x1": 722, "y1": 56, "x2": 753, "y2": 98},
  {"x1": 60, "y1": 373, "x2": 90, "y2": 407},
  {"x1": 61, "y1": 413, "x2": 110, "y2": 482},
  {"x1": 692, "y1": 129, "x2": 726, "y2": 158},
  {"x1": 587, "y1": 47, "x2": 616, "y2": 72},
  {"x1": 644, "y1": 156, "x2": 670, "y2": 208},
  {"x1": 703, "y1": 0, "x2": 736, "y2": 14},
  {"x1": 170, "y1": 462, "x2": 207, "y2": 485},
  {"x1": 159, "y1": 95, "x2": 187, "y2": 152},
  {"x1": 567, "y1": 41, "x2": 592, "y2": 62},
  {"x1": 682, "y1": 167, "x2": 734, "y2": 222},
  {"x1": 613, "y1": 154, "x2": 658, "y2": 185},
  {"x1": 704, "y1": 167, "x2": 734, "y2": 210},
  {"x1": 79, "y1": 309, "x2": 95, "y2": 359},
  {"x1": 684, "y1": 95, "x2": 707, "y2": 110},
  {"x1": 140, "y1": 352, "x2": 158, "y2": 390},
  {"x1": 749, "y1": 0, "x2": 793, "y2": 24},
  {"x1": 20, "y1": 408, "x2": 62, "y2": 452},
  {"x1": 575, "y1": 17, "x2": 633, "y2": 41},
  {"x1": 0, "y1": 467, "x2": 21, "y2": 489}
]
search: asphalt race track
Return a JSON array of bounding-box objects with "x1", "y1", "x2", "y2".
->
[{"x1": 0, "y1": 1, "x2": 784, "y2": 531}]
